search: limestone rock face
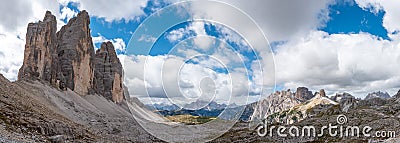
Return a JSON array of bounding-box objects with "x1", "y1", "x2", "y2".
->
[
  {"x1": 18, "y1": 10, "x2": 125, "y2": 103},
  {"x1": 18, "y1": 11, "x2": 57, "y2": 82},
  {"x1": 339, "y1": 97, "x2": 358, "y2": 112},
  {"x1": 314, "y1": 89, "x2": 326, "y2": 98},
  {"x1": 56, "y1": 10, "x2": 94, "y2": 95},
  {"x1": 250, "y1": 88, "x2": 332, "y2": 123},
  {"x1": 295, "y1": 87, "x2": 314, "y2": 101},
  {"x1": 395, "y1": 90, "x2": 400, "y2": 98},
  {"x1": 365, "y1": 91, "x2": 390, "y2": 100},
  {"x1": 93, "y1": 42, "x2": 124, "y2": 103},
  {"x1": 250, "y1": 90, "x2": 301, "y2": 122},
  {"x1": 331, "y1": 92, "x2": 353, "y2": 102},
  {"x1": 319, "y1": 89, "x2": 326, "y2": 97}
]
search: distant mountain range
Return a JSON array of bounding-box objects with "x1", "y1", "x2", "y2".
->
[
  {"x1": 146, "y1": 100, "x2": 256, "y2": 121},
  {"x1": 146, "y1": 87, "x2": 400, "y2": 125},
  {"x1": 365, "y1": 91, "x2": 391, "y2": 100},
  {"x1": 250, "y1": 87, "x2": 398, "y2": 126}
]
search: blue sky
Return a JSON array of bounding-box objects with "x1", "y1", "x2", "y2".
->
[
  {"x1": 60, "y1": 0, "x2": 391, "y2": 55},
  {"x1": 65, "y1": 0, "x2": 393, "y2": 97},
  {"x1": 35, "y1": 0, "x2": 400, "y2": 100},
  {"x1": 321, "y1": 0, "x2": 388, "y2": 40},
  {"x1": 1, "y1": 0, "x2": 400, "y2": 105}
]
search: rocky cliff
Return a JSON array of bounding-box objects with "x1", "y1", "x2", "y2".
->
[
  {"x1": 395, "y1": 90, "x2": 400, "y2": 99},
  {"x1": 331, "y1": 92, "x2": 358, "y2": 112},
  {"x1": 215, "y1": 90, "x2": 400, "y2": 143},
  {"x1": 250, "y1": 90, "x2": 301, "y2": 122},
  {"x1": 56, "y1": 10, "x2": 95, "y2": 96},
  {"x1": 250, "y1": 88, "x2": 331, "y2": 124},
  {"x1": 365, "y1": 91, "x2": 391, "y2": 100},
  {"x1": 294, "y1": 87, "x2": 314, "y2": 101},
  {"x1": 93, "y1": 42, "x2": 124, "y2": 103},
  {"x1": 18, "y1": 11, "x2": 57, "y2": 82},
  {"x1": 18, "y1": 11, "x2": 125, "y2": 103}
]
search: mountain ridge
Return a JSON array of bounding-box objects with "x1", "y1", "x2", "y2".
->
[{"x1": 18, "y1": 10, "x2": 125, "y2": 103}]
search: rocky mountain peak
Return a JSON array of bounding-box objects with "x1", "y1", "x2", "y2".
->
[
  {"x1": 365, "y1": 91, "x2": 390, "y2": 100},
  {"x1": 97, "y1": 41, "x2": 120, "y2": 66},
  {"x1": 319, "y1": 89, "x2": 326, "y2": 96},
  {"x1": 18, "y1": 11, "x2": 57, "y2": 81},
  {"x1": 77, "y1": 10, "x2": 89, "y2": 17},
  {"x1": 70, "y1": 10, "x2": 90, "y2": 31},
  {"x1": 314, "y1": 89, "x2": 326, "y2": 98},
  {"x1": 56, "y1": 10, "x2": 95, "y2": 95},
  {"x1": 295, "y1": 87, "x2": 314, "y2": 101},
  {"x1": 18, "y1": 10, "x2": 125, "y2": 103},
  {"x1": 250, "y1": 88, "x2": 334, "y2": 124},
  {"x1": 330, "y1": 92, "x2": 358, "y2": 112},
  {"x1": 93, "y1": 42, "x2": 124, "y2": 103},
  {"x1": 331, "y1": 92, "x2": 354, "y2": 102},
  {"x1": 395, "y1": 90, "x2": 400, "y2": 98},
  {"x1": 250, "y1": 90, "x2": 301, "y2": 122},
  {"x1": 44, "y1": 11, "x2": 56, "y2": 22}
]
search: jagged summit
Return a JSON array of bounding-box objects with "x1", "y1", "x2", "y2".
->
[
  {"x1": 295, "y1": 87, "x2": 314, "y2": 101},
  {"x1": 331, "y1": 92, "x2": 354, "y2": 102},
  {"x1": 250, "y1": 88, "x2": 330, "y2": 123},
  {"x1": 44, "y1": 11, "x2": 56, "y2": 22},
  {"x1": 365, "y1": 91, "x2": 391, "y2": 100},
  {"x1": 250, "y1": 90, "x2": 301, "y2": 122},
  {"x1": 19, "y1": 10, "x2": 58, "y2": 82},
  {"x1": 56, "y1": 10, "x2": 94, "y2": 96},
  {"x1": 18, "y1": 10, "x2": 125, "y2": 103},
  {"x1": 93, "y1": 42, "x2": 124, "y2": 103},
  {"x1": 395, "y1": 89, "x2": 400, "y2": 98}
]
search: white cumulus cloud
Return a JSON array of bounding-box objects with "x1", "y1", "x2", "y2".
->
[
  {"x1": 74, "y1": 0, "x2": 149, "y2": 22},
  {"x1": 274, "y1": 31, "x2": 400, "y2": 97},
  {"x1": 92, "y1": 35, "x2": 126, "y2": 53},
  {"x1": 123, "y1": 54, "x2": 256, "y2": 105}
]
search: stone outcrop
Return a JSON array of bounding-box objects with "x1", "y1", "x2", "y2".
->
[
  {"x1": 394, "y1": 90, "x2": 400, "y2": 99},
  {"x1": 250, "y1": 90, "x2": 301, "y2": 122},
  {"x1": 339, "y1": 97, "x2": 358, "y2": 112},
  {"x1": 365, "y1": 91, "x2": 390, "y2": 100},
  {"x1": 330, "y1": 92, "x2": 353, "y2": 102},
  {"x1": 314, "y1": 89, "x2": 326, "y2": 98},
  {"x1": 250, "y1": 88, "x2": 334, "y2": 124},
  {"x1": 294, "y1": 87, "x2": 314, "y2": 101},
  {"x1": 331, "y1": 93, "x2": 358, "y2": 112},
  {"x1": 93, "y1": 42, "x2": 124, "y2": 103},
  {"x1": 56, "y1": 10, "x2": 95, "y2": 95},
  {"x1": 18, "y1": 11, "x2": 57, "y2": 82},
  {"x1": 18, "y1": 11, "x2": 125, "y2": 103},
  {"x1": 359, "y1": 97, "x2": 388, "y2": 107}
]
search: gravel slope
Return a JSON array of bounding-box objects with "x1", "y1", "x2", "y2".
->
[{"x1": 0, "y1": 74, "x2": 163, "y2": 142}]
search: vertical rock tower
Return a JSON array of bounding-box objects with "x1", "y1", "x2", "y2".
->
[
  {"x1": 56, "y1": 10, "x2": 94, "y2": 95},
  {"x1": 93, "y1": 42, "x2": 124, "y2": 103},
  {"x1": 18, "y1": 11, "x2": 125, "y2": 103},
  {"x1": 18, "y1": 11, "x2": 57, "y2": 82},
  {"x1": 295, "y1": 87, "x2": 314, "y2": 101}
]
